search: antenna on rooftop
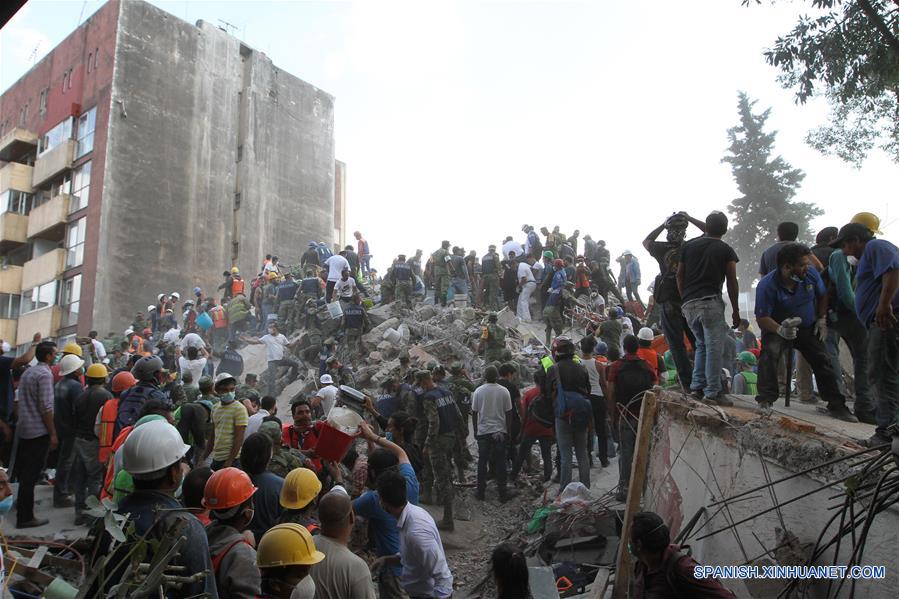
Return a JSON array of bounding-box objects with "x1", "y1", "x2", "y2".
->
[
  {"x1": 218, "y1": 19, "x2": 239, "y2": 36},
  {"x1": 28, "y1": 42, "x2": 42, "y2": 65}
]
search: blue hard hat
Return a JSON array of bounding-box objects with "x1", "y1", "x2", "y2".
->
[
  {"x1": 595, "y1": 341, "x2": 608, "y2": 355},
  {"x1": 308, "y1": 241, "x2": 317, "y2": 248},
  {"x1": 615, "y1": 306, "x2": 624, "y2": 317},
  {"x1": 193, "y1": 286, "x2": 201, "y2": 295}
]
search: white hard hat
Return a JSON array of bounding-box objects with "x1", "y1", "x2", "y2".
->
[
  {"x1": 319, "y1": 374, "x2": 333, "y2": 385},
  {"x1": 214, "y1": 372, "x2": 237, "y2": 387},
  {"x1": 147, "y1": 305, "x2": 156, "y2": 312},
  {"x1": 638, "y1": 327, "x2": 654, "y2": 342},
  {"x1": 171, "y1": 292, "x2": 180, "y2": 299},
  {"x1": 622, "y1": 250, "x2": 633, "y2": 256},
  {"x1": 157, "y1": 293, "x2": 165, "y2": 301},
  {"x1": 124, "y1": 328, "x2": 135, "y2": 336},
  {"x1": 58, "y1": 353, "x2": 85, "y2": 376},
  {"x1": 122, "y1": 420, "x2": 190, "y2": 478}
]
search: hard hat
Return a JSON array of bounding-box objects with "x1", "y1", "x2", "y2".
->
[
  {"x1": 638, "y1": 327, "x2": 654, "y2": 341},
  {"x1": 86, "y1": 363, "x2": 108, "y2": 379},
  {"x1": 121, "y1": 420, "x2": 190, "y2": 477},
  {"x1": 147, "y1": 305, "x2": 156, "y2": 312},
  {"x1": 319, "y1": 374, "x2": 333, "y2": 385},
  {"x1": 257, "y1": 523, "x2": 325, "y2": 568},
  {"x1": 62, "y1": 342, "x2": 83, "y2": 357},
  {"x1": 850, "y1": 212, "x2": 883, "y2": 235},
  {"x1": 214, "y1": 372, "x2": 237, "y2": 388},
  {"x1": 131, "y1": 355, "x2": 164, "y2": 381},
  {"x1": 203, "y1": 467, "x2": 257, "y2": 510},
  {"x1": 543, "y1": 250, "x2": 554, "y2": 259},
  {"x1": 738, "y1": 350, "x2": 758, "y2": 366},
  {"x1": 231, "y1": 267, "x2": 240, "y2": 274},
  {"x1": 58, "y1": 354, "x2": 85, "y2": 376},
  {"x1": 622, "y1": 250, "x2": 633, "y2": 256},
  {"x1": 193, "y1": 286, "x2": 202, "y2": 295},
  {"x1": 112, "y1": 371, "x2": 138, "y2": 393},
  {"x1": 170, "y1": 292, "x2": 180, "y2": 300},
  {"x1": 158, "y1": 293, "x2": 165, "y2": 301},
  {"x1": 268, "y1": 272, "x2": 279, "y2": 279},
  {"x1": 279, "y1": 468, "x2": 322, "y2": 509}
]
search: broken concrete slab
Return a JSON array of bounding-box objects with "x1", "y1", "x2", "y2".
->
[{"x1": 408, "y1": 345, "x2": 438, "y2": 366}]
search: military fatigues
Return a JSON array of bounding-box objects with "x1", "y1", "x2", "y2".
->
[
  {"x1": 342, "y1": 303, "x2": 369, "y2": 356},
  {"x1": 276, "y1": 278, "x2": 299, "y2": 332},
  {"x1": 269, "y1": 448, "x2": 307, "y2": 479},
  {"x1": 296, "y1": 276, "x2": 323, "y2": 322},
  {"x1": 481, "y1": 251, "x2": 501, "y2": 311},
  {"x1": 422, "y1": 385, "x2": 462, "y2": 512},
  {"x1": 482, "y1": 323, "x2": 507, "y2": 363},
  {"x1": 431, "y1": 248, "x2": 450, "y2": 306},
  {"x1": 183, "y1": 385, "x2": 200, "y2": 404},
  {"x1": 392, "y1": 261, "x2": 414, "y2": 307},
  {"x1": 235, "y1": 383, "x2": 261, "y2": 405},
  {"x1": 446, "y1": 374, "x2": 475, "y2": 466}
]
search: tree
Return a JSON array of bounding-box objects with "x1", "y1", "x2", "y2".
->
[
  {"x1": 747, "y1": 0, "x2": 899, "y2": 166},
  {"x1": 722, "y1": 92, "x2": 822, "y2": 291}
]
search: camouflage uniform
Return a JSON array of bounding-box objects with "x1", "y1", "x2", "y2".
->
[
  {"x1": 269, "y1": 448, "x2": 307, "y2": 479},
  {"x1": 431, "y1": 247, "x2": 451, "y2": 306},
  {"x1": 183, "y1": 385, "x2": 200, "y2": 404},
  {"x1": 235, "y1": 383, "x2": 261, "y2": 404},
  {"x1": 422, "y1": 385, "x2": 461, "y2": 513},
  {"x1": 481, "y1": 250, "x2": 502, "y2": 311},
  {"x1": 543, "y1": 305, "x2": 564, "y2": 347},
  {"x1": 482, "y1": 322, "x2": 507, "y2": 363},
  {"x1": 445, "y1": 371, "x2": 475, "y2": 466}
]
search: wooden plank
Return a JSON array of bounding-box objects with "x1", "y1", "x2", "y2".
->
[
  {"x1": 612, "y1": 389, "x2": 659, "y2": 599},
  {"x1": 26, "y1": 545, "x2": 48, "y2": 569},
  {"x1": 589, "y1": 567, "x2": 611, "y2": 599}
]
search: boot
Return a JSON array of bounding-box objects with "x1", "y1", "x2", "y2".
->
[
  {"x1": 437, "y1": 500, "x2": 454, "y2": 532},
  {"x1": 420, "y1": 487, "x2": 434, "y2": 505}
]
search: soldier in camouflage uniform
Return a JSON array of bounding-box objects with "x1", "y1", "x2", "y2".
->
[
  {"x1": 182, "y1": 371, "x2": 200, "y2": 403},
  {"x1": 235, "y1": 373, "x2": 261, "y2": 404},
  {"x1": 391, "y1": 254, "x2": 415, "y2": 308},
  {"x1": 275, "y1": 273, "x2": 300, "y2": 333},
  {"x1": 420, "y1": 369, "x2": 462, "y2": 531},
  {"x1": 341, "y1": 294, "x2": 370, "y2": 357},
  {"x1": 296, "y1": 269, "x2": 323, "y2": 323},
  {"x1": 259, "y1": 421, "x2": 308, "y2": 478},
  {"x1": 479, "y1": 313, "x2": 507, "y2": 363},
  {"x1": 481, "y1": 244, "x2": 502, "y2": 311},
  {"x1": 431, "y1": 240, "x2": 452, "y2": 307},
  {"x1": 446, "y1": 362, "x2": 476, "y2": 473}
]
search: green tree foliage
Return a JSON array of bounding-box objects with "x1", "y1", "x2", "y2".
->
[
  {"x1": 722, "y1": 92, "x2": 822, "y2": 289},
  {"x1": 748, "y1": 0, "x2": 899, "y2": 166}
]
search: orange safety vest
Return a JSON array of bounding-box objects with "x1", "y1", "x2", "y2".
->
[
  {"x1": 129, "y1": 336, "x2": 144, "y2": 354},
  {"x1": 636, "y1": 347, "x2": 659, "y2": 377},
  {"x1": 98, "y1": 398, "x2": 120, "y2": 464},
  {"x1": 211, "y1": 307, "x2": 228, "y2": 329},
  {"x1": 231, "y1": 277, "x2": 245, "y2": 296},
  {"x1": 101, "y1": 425, "x2": 133, "y2": 500}
]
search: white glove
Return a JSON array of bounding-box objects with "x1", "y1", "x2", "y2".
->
[
  {"x1": 777, "y1": 317, "x2": 802, "y2": 340},
  {"x1": 814, "y1": 317, "x2": 827, "y2": 342}
]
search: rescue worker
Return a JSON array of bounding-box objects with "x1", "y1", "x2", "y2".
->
[
  {"x1": 256, "y1": 523, "x2": 325, "y2": 599},
  {"x1": 431, "y1": 241, "x2": 452, "y2": 307},
  {"x1": 449, "y1": 246, "x2": 471, "y2": 302},
  {"x1": 481, "y1": 244, "x2": 502, "y2": 310},
  {"x1": 277, "y1": 467, "x2": 322, "y2": 533},
  {"x1": 259, "y1": 421, "x2": 306, "y2": 478},
  {"x1": 341, "y1": 293, "x2": 370, "y2": 356},
  {"x1": 731, "y1": 351, "x2": 758, "y2": 395},
  {"x1": 391, "y1": 254, "x2": 414, "y2": 308},
  {"x1": 204, "y1": 467, "x2": 261, "y2": 598},
  {"x1": 116, "y1": 355, "x2": 169, "y2": 433},
  {"x1": 98, "y1": 371, "x2": 137, "y2": 469},
  {"x1": 420, "y1": 370, "x2": 462, "y2": 531},
  {"x1": 479, "y1": 312, "x2": 508, "y2": 363},
  {"x1": 446, "y1": 362, "x2": 476, "y2": 471},
  {"x1": 543, "y1": 259, "x2": 567, "y2": 346},
  {"x1": 276, "y1": 273, "x2": 299, "y2": 333},
  {"x1": 297, "y1": 268, "x2": 323, "y2": 321},
  {"x1": 71, "y1": 363, "x2": 110, "y2": 524},
  {"x1": 301, "y1": 242, "x2": 321, "y2": 272},
  {"x1": 236, "y1": 373, "x2": 261, "y2": 405}
]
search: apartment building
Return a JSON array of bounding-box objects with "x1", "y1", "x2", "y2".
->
[{"x1": 0, "y1": 0, "x2": 342, "y2": 350}]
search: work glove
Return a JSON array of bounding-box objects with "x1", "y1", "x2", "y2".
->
[
  {"x1": 776, "y1": 317, "x2": 802, "y2": 340},
  {"x1": 814, "y1": 317, "x2": 828, "y2": 342}
]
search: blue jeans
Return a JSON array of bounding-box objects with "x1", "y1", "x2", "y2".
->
[
  {"x1": 476, "y1": 433, "x2": 508, "y2": 496},
  {"x1": 660, "y1": 301, "x2": 693, "y2": 388},
  {"x1": 867, "y1": 325, "x2": 899, "y2": 438},
  {"x1": 832, "y1": 310, "x2": 873, "y2": 415},
  {"x1": 450, "y1": 278, "x2": 469, "y2": 298},
  {"x1": 682, "y1": 296, "x2": 728, "y2": 399},
  {"x1": 555, "y1": 418, "x2": 590, "y2": 492}
]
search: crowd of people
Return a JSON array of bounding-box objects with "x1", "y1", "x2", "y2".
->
[{"x1": 0, "y1": 208, "x2": 896, "y2": 599}]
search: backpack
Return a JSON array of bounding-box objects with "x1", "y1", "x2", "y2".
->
[
  {"x1": 554, "y1": 372, "x2": 592, "y2": 428},
  {"x1": 527, "y1": 391, "x2": 555, "y2": 427}
]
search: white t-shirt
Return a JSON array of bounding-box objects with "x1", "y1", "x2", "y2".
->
[
  {"x1": 517, "y1": 262, "x2": 536, "y2": 284},
  {"x1": 471, "y1": 382, "x2": 512, "y2": 436},
  {"x1": 246, "y1": 409, "x2": 270, "y2": 437},
  {"x1": 260, "y1": 333, "x2": 288, "y2": 361},
  {"x1": 91, "y1": 338, "x2": 107, "y2": 360},
  {"x1": 316, "y1": 385, "x2": 340, "y2": 417},
  {"x1": 178, "y1": 356, "x2": 207, "y2": 386},
  {"x1": 532, "y1": 261, "x2": 545, "y2": 281},
  {"x1": 335, "y1": 277, "x2": 357, "y2": 299},
  {"x1": 325, "y1": 255, "x2": 351, "y2": 282}
]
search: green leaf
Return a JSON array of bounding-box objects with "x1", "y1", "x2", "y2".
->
[{"x1": 105, "y1": 511, "x2": 127, "y2": 542}]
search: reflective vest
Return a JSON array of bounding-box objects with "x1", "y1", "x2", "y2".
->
[
  {"x1": 98, "y1": 398, "x2": 120, "y2": 464},
  {"x1": 636, "y1": 347, "x2": 660, "y2": 377},
  {"x1": 129, "y1": 336, "x2": 144, "y2": 354},
  {"x1": 231, "y1": 277, "x2": 245, "y2": 296},
  {"x1": 101, "y1": 425, "x2": 134, "y2": 500},
  {"x1": 540, "y1": 356, "x2": 555, "y2": 372},
  {"x1": 740, "y1": 371, "x2": 758, "y2": 396},
  {"x1": 210, "y1": 306, "x2": 228, "y2": 329}
]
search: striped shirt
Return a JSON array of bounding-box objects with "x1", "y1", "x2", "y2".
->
[
  {"x1": 211, "y1": 400, "x2": 248, "y2": 461},
  {"x1": 17, "y1": 363, "x2": 54, "y2": 440}
]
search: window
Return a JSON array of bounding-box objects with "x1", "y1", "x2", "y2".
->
[
  {"x1": 0, "y1": 293, "x2": 21, "y2": 320},
  {"x1": 70, "y1": 162, "x2": 90, "y2": 212},
  {"x1": 62, "y1": 70, "x2": 69, "y2": 92},
  {"x1": 76, "y1": 107, "x2": 96, "y2": 157},
  {"x1": 66, "y1": 218, "x2": 86, "y2": 268},
  {"x1": 38, "y1": 117, "x2": 73, "y2": 155},
  {"x1": 39, "y1": 88, "x2": 48, "y2": 118},
  {"x1": 52, "y1": 173, "x2": 72, "y2": 200},
  {"x1": 21, "y1": 280, "x2": 58, "y2": 314},
  {"x1": 19, "y1": 103, "x2": 29, "y2": 125},
  {"x1": 4, "y1": 190, "x2": 34, "y2": 215},
  {"x1": 91, "y1": 48, "x2": 98, "y2": 72},
  {"x1": 87, "y1": 52, "x2": 93, "y2": 73},
  {"x1": 60, "y1": 274, "x2": 81, "y2": 327}
]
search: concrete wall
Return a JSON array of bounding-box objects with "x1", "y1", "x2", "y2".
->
[
  {"x1": 642, "y1": 399, "x2": 899, "y2": 598},
  {"x1": 94, "y1": 0, "x2": 335, "y2": 333}
]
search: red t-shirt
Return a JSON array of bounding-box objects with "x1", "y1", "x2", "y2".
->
[
  {"x1": 282, "y1": 421, "x2": 325, "y2": 472},
  {"x1": 520, "y1": 386, "x2": 554, "y2": 439}
]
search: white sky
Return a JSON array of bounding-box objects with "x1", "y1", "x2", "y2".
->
[{"x1": 2, "y1": 0, "x2": 896, "y2": 295}]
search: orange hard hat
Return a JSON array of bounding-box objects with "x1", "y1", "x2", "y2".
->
[
  {"x1": 203, "y1": 467, "x2": 257, "y2": 511},
  {"x1": 111, "y1": 371, "x2": 138, "y2": 394}
]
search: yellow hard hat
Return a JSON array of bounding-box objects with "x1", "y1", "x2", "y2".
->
[
  {"x1": 86, "y1": 363, "x2": 108, "y2": 379},
  {"x1": 850, "y1": 212, "x2": 883, "y2": 235},
  {"x1": 231, "y1": 267, "x2": 240, "y2": 274},
  {"x1": 256, "y1": 523, "x2": 325, "y2": 568},
  {"x1": 268, "y1": 271, "x2": 279, "y2": 280},
  {"x1": 62, "y1": 342, "x2": 83, "y2": 357},
  {"x1": 280, "y1": 468, "x2": 322, "y2": 509}
]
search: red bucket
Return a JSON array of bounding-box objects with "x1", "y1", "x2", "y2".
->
[{"x1": 314, "y1": 421, "x2": 358, "y2": 462}]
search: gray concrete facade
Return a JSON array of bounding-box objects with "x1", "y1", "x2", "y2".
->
[{"x1": 93, "y1": 0, "x2": 335, "y2": 334}]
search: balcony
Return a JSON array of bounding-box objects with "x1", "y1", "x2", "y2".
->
[
  {"x1": 16, "y1": 306, "x2": 60, "y2": 346},
  {"x1": 0, "y1": 162, "x2": 34, "y2": 195},
  {"x1": 0, "y1": 128, "x2": 38, "y2": 163},
  {"x1": 0, "y1": 319, "x2": 17, "y2": 346},
  {"x1": 0, "y1": 265, "x2": 23, "y2": 295},
  {"x1": 32, "y1": 139, "x2": 75, "y2": 188},
  {"x1": 21, "y1": 248, "x2": 65, "y2": 291},
  {"x1": 27, "y1": 194, "x2": 69, "y2": 240},
  {"x1": 0, "y1": 212, "x2": 28, "y2": 252}
]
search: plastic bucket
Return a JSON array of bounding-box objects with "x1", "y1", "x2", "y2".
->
[
  {"x1": 383, "y1": 328, "x2": 402, "y2": 344},
  {"x1": 315, "y1": 408, "x2": 361, "y2": 462},
  {"x1": 327, "y1": 301, "x2": 343, "y2": 320}
]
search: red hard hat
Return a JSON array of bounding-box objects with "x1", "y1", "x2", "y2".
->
[
  {"x1": 203, "y1": 467, "x2": 257, "y2": 511},
  {"x1": 111, "y1": 371, "x2": 138, "y2": 394}
]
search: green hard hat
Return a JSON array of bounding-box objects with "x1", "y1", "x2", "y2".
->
[
  {"x1": 738, "y1": 351, "x2": 757, "y2": 366},
  {"x1": 543, "y1": 250, "x2": 554, "y2": 259}
]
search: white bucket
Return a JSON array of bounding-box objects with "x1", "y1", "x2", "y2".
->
[
  {"x1": 383, "y1": 327, "x2": 402, "y2": 344},
  {"x1": 327, "y1": 301, "x2": 343, "y2": 319}
]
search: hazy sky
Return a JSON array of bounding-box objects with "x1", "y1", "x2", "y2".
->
[{"x1": 3, "y1": 0, "x2": 896, "y2": 294}]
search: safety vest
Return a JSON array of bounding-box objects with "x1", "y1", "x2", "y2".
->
[
  {"x1": 636, "y1": 348, "x2": 659, "y2": 377},
  {"x1": 129, "y1": 336, "x2": 144, "y2": 354},
  {"x1": 740, "y1": 371, "x2": 758, "y2": 396},
  {"x1": 231, "y1": 277, "x2": 245, "y2": 296},
  {"x1": 210, "y1": 306, "x2": 228, "y2": 329},
  {"x1": 101, "y1": 425, "x2": 134, "y2": 500},
  {"x1": 540, "y1": 355, "x2": 555, "y2": 372},
  {"x1": 98, "y1": 398, "x2": 120, "y2": 464},
  {"x1": 394, "y1": 262, "x2": 412, "y2": 281},
  {"x1": 481, "y1": 253, "x2": 498, "y2": 275},
  {"x1": 344, "y1": 304, "x2": 365, "y2": 329},
  {"x1": 301, "y1": 277, "x2": 320, "y2": 294}
]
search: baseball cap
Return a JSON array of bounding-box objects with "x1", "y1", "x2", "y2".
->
[{"x1": 829, "y1": 223, "x2": 874, "y2": 248}]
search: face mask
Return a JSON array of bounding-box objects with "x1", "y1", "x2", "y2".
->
[
  {"x1": 220, "y1": 392, "x2": 236, "y2": 404},
  {"x1": 790, "y1": 274, "x2": 803, "y2": 283},
  {"x1": 0, "y1": 495, "x2": 13, "y2": 516},
  {"x1": 385, "y1": 431, "x2": 394, "y2": 442},
  {"x1": 846, "y1": 255, "x2": 859, "y2": 267},
  {"x1": 627, "y1": 542, "x2": 634, "y2": 556}
]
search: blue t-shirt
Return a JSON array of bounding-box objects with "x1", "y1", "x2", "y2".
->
[
  {"x1": 375, "y1": 394, "x2": 401, "y2": 420},
  {"x1": 249, "y1": 471, "x2": 284, "y2": 543},
  {"x1": 352, "y1": 463, "x2": 419, "y2": 574},
  {"x1": 855, "y1": 239, "x2": 899, "y2": 326},
  {"x1": 754, "y1": 268, "x2": 825, "y2": 328}
]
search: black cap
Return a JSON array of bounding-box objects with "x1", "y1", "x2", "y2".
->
[{"x1": 829, "y1": 223, "x2": 873, "y2": 248}]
